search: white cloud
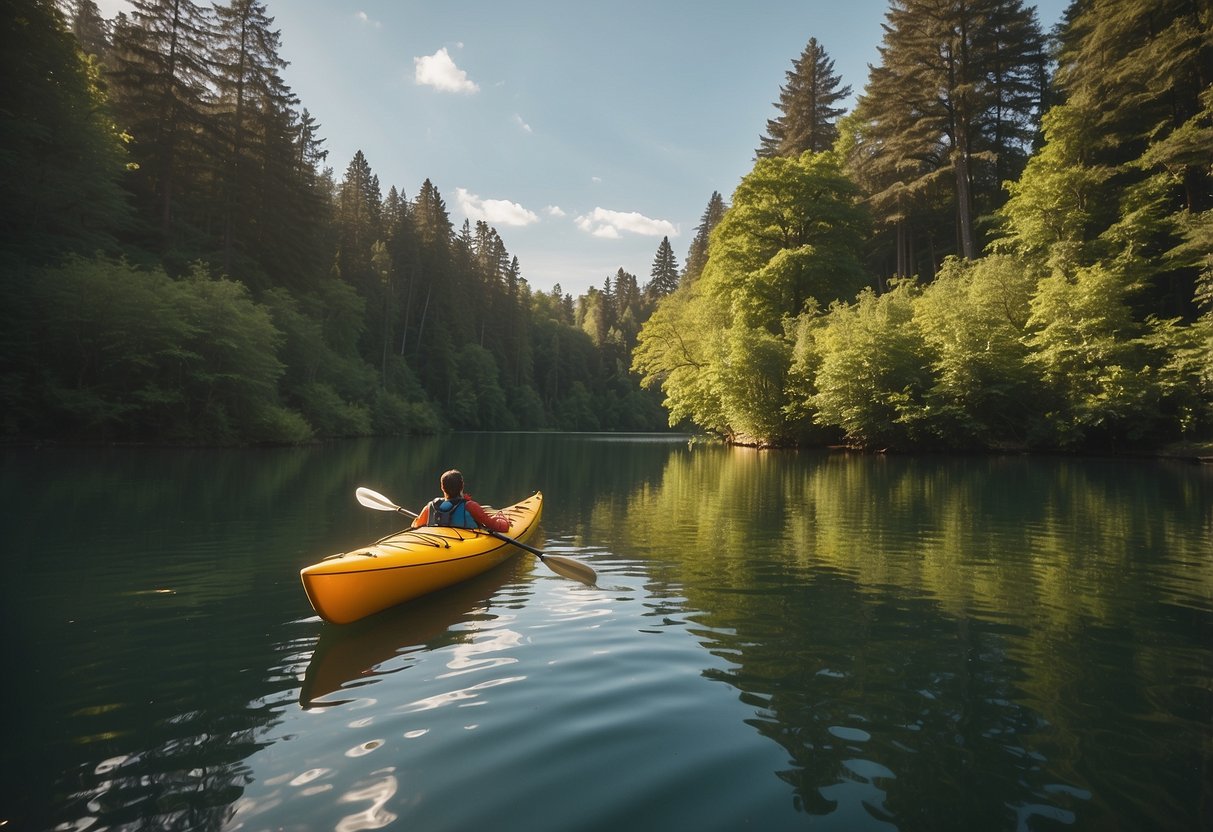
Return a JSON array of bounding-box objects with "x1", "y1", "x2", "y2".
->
[
  {"x1": 456, "y1": 188, "x2": 540, "y2": 227},
  {"x1": 545, "y1": 205, "x2": 566, "y2": 218},
  {"x1": 414, "y1": 48, "x2": 479, "y2": 94},
  {"x1": 513, "y1": 114, "x2": 533, "y2": 133},
  {"x1": 355, "y1": 11, "x2": 381, "y2": 28},
  {"x1": 574, "y1": 208, "x2": 677, "y2": 239},
  {"x1": 591, "y1": 176, "x2": 603, "y2": 184}
]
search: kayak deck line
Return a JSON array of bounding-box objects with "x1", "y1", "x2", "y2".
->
[{"x1": 308, "y1": 537, "x2": 518, "y2": 576}]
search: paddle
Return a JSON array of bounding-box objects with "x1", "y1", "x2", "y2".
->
[{"x1": 355, "y1": 487, "x2": 597, "y2": 586}]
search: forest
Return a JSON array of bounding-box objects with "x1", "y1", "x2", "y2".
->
[{"x1": 2, "y1": 0, "x2": 1210, "y2": 451}]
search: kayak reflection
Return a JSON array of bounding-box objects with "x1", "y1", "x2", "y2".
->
[{"x1": 299, "y1": 557, "x2": 531, "y2": 707}]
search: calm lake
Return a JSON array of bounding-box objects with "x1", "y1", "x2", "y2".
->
[{"x1": 2, "y1": 434, "x2": 1210, "y2": 831}]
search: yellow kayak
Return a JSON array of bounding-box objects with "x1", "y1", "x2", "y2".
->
[{"x1": 301, "y1": 492, "x2": 543, "y2": 624}]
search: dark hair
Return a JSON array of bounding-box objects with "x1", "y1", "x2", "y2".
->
[{"x1": 440, "y1": 469, "x2": 464, "y2": 498}]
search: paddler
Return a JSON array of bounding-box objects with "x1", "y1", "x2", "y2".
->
[{"x1": 411, "y1": 469, "x2": 510, "y2": 532}]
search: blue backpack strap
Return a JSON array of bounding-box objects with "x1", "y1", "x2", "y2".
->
[{"x1": 429, "y1": 496, "x2": 473, "y2": 527}]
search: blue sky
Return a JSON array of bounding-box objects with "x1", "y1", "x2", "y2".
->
[{"x1": 95, "y1": 0, "x2": 1071, "y2": 296}]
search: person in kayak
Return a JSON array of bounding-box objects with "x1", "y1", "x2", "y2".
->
[{"x1": 412, "y1": 469, "x2": 510, "y2": 532}]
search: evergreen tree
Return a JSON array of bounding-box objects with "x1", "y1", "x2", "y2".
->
[
  {"x1": 756, "y1": 37, "x2": 851, "y2": 159},
  {"x1": 409, "y1": 179, "x2": 457, "y2": 400},
  {"x1": 683, "y1": 190, "x2": 726, "y2": 284},
  {"x1": 999, "y1": 0, "x2": 1212, "y2": 313},
  {"x1": 0, "y1": 0, "x2": 130, "y2": 263},
  {"x1": 212, "y1": 0, "x2": 295, "y2": 281},
  {"x1": 848, "y1": 0, "x2": 1046, "y2": 271},
  {"x1": 71, "y1": 0, "x2": 111, "y2": 60},
  {"x1": 646, "y1": 236, "x2": 680, "y2": 300},
  {"x1": 334, "y1": 150, "x2": 382, "y2": 287},
  {"x1": 107, "y1": 0, "x2": 217, "y2": 242}
]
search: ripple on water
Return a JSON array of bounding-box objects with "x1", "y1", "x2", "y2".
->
[
  {"x1": 828, "y1": 725, "x2": 872, "y2": 743},
  {"x1": 335, "y1": 768, "x2": 398, "y2": 832},
  {"x1": 843, "y1": 758, "x2": 897, "y2": 782},
  {"x1": 344, "y1": 739, "x2": 384, "y2": 757}
]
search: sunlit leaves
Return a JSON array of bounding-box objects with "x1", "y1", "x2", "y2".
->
[
  {"x1": 636, "y1": 151, "x2": 869, "y2": 443},
  {"x1": 913, "y1": 256, "x2": 1041, "y2": 445},
  {"x1": 809, "y1": 282, "x2": 931, "y2": 448}
]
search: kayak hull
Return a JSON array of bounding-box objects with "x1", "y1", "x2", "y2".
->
[{"x1": 300, "y1": 492, "x2": 543, "y2": 624}]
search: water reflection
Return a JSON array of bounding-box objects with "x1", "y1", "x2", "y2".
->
[
  {"x1": 2, "y1": 439, "x2": 1209, "y2": 832},
  {"x1": 335, "y1": 769, "x2": 398, "y2": 832},
  {"x1": 300, "y1": 560, "x2": 527, "y2": 707},
  {"x1": 606, "y1": 447, "x2": 1212, "y2": 830}
]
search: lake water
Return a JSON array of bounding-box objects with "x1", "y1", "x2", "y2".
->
[{"x1": 2, "y1": 434, "x2": 1210, "y2": 831}]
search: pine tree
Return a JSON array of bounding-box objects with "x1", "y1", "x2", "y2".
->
[
  {"x1": 849, "y1": 0, "x2": 1046, "y2": 270},
  {"x1": 647, "y1": 236, "x2": 680, "y2": 300},
  {"x1": 683, "y1": 191, "x2": 726, "y2": 284},
  {"x1": 1056, "y1": 0, "x2": 1211, "y2": 216},
  {"x1": 212, "y1": 0, "x2": 295, "y2": 280},
  {"x1": 1, "y1": 0, "x2": 130, "y2": 262},
  {"x1": 409, "y1": 179, "x2": 456, "y2": 397},
  {"x1": 335, "y1": 150, "x2": 383, "y2": 288},
  {"x1": 71, "y1": 0, "x2": 111, "y2": 60},
  {"x1": 1003, "y1": 0, "x2": 1213, "y2": 318},
  {"x1": 107, "y1": 0, "x2": 217, "y2": 241},
  {"x1": 756, "y1": 37, "x2": 851, "y2": 159}
]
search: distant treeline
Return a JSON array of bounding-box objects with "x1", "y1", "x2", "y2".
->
[
  {"x1": 2, "y1": 0, "x2": 1210, "y2": 451},
  {"x1": 2, "y1": 0, "x2": 676, "y2": 443}
]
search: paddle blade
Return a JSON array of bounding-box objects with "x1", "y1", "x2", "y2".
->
[
  {"x1": 541, "y1": 554, "x2": 597, "y2": 586},
  {"x1": 356, "y1": 487, "x2": 401, "y2": 512}
]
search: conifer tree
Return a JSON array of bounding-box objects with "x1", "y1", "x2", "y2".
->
[
  {"x1": 756, "y1": 37, "x2": 851, "y2": 159},
  {"x1": 647, "y1": 236, "x2": 680, "y2": 300},
  {"x1": 212, "y1": 0, "x2": 294, "y2": 279},
  {"x1": 335, "y1": 150, "x2": 383, "y2": 288},
  {"x1": 71, "y1": 0, "x2": 111, "y2": 60},
  {"x1": 683, "y1": 191, "x2": 726, "y2": 284},
  {"x1": 849, "y1": 0, "x2": 1045, "y2": 270},
  {"x1": 1, "y1": 0, "x2": 130, "y2": 262},
  {"x1": 107, "y1": 0, "x2": 217, "y2": 240},
  {"x1": 1004, "y1": 0, "x2": 1212, "y2": 318}
]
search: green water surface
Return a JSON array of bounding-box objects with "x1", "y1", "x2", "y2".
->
[{"x1": 1, "y1": 434, "x2": 1210, "y2": 831}]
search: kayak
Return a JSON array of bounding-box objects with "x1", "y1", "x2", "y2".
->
[{"x1": 300, "y1": 492, "x2": 543, "y2": 624}]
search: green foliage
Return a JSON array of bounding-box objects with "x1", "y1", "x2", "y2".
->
[
  {"x1": 506, "y1": 385, "x2": 548, "y2": 430},
  {"x1": 0, "y1": 0, "x2": 131, "y2": 262},
  {"x1": 449, "y1": 344, "x2": 514, "y2": 430},
  {"x1": 633, "y1": 282, "x2": 729, "y2": 434},
  {"x1": 913, "y1": 256, "x2": 1042, "y2": 445},
  {"x1": 810, "y1": 282, "x2": 932, "y2": 448},
  {"x1": 717, "y1": 325, "x2": 792, "y2": 443},
  {"x1": 705, "y1": 152, "x2": 869, "y2": 328},
  {"x1": 637, "y1": 150, "x2": 870, "y2": 444},
  {"x1": 554, "y1": 382, "x2": 600, "y2": 431},
  {"x1": 8, "y1": 256, "x2": 305, "y2": 443},
  {"x1": 1024, "y1": 263, "x2": 1159, "y2": 446},
  {"x1": 9, "y1": 0, "x2": 1210, "y2": 451},
  {"x1": 996, "y1": 104, "x2": 1117, "y2": 268},
  {"x1": 294, "y1": 382, "x2": 370, "y2": 437}
]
